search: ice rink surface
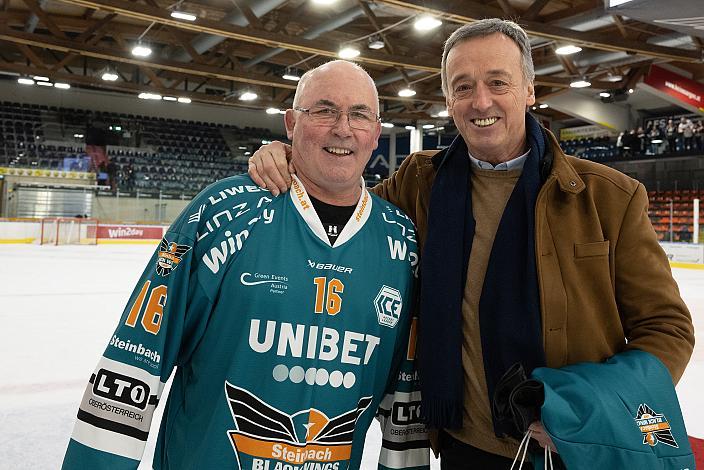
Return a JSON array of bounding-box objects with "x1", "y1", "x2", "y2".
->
[{"x1": 1, "y1": 244, "x2": 702, "y2": 469}]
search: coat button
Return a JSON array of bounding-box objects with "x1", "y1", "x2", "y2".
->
[{"x1": 569, "y1": 180, "x2": 577, "y2": 187}]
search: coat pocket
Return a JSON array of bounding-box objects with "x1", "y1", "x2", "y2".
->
[{"x1": 574, "y1": 240, "x2": 610, "y2": 258}]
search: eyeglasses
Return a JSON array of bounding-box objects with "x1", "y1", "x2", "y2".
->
[{"x1": 294, "y1": 106, "x2": 380, "y2": 131}]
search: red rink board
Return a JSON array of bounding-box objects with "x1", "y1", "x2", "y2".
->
[{"x1": 690, "y1": 436, "x2": 703, "y2": 468}]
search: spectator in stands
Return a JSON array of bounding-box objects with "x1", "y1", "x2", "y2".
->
[
  {"x1": 125, "y1": 162, "x2": 135, "y2": 191},
  {"x1": 637, "y1": 125, "x2": 646, "y2": 154},
  {"x1": 648, "y1": 122, "x2": 664, "y2": 155},
  {"x1": 695, "y1": 119, "x2": 703, "y2": 152},
  {"x1": 682, "y1": 119, "x2": 695, "y2": 151},
  {"x1": 248, "y1": 19, "x2": 695, "y2": 470},
  {"x1": 97, "y1": 161, "x2": 108, "y2": 186},
  {"x1": 677, "y1": 117, "x2": 687, "y2": 152},
  {"x1": 107, "y1": 160, "x2": 117, "y2": 191},
  {"x1": 616, "y1": 131, "x2": 625, "y2": 158},
  {"x1": 623, "y1": 128, "x2": 637, "y2": 158},
  {"x1": 665, "y1": 119, "x2": 677, "y2": 154}
]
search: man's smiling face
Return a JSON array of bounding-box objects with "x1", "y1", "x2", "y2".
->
[
  {"x1": 446, "y1": 33, "x2": 535, "y2": 164},
  {"x1": 285, "y1": 61, "x2": 381, "y2": 198}
]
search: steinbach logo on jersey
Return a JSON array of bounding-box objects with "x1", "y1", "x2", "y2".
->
[
  {"x1": 634, "y1": 403, "x2": 679, "y2": 448},
  {"x1": 156, "y1": 238, "x2": 192, "y2": 276},
  {"x1": 225, "y1": 383, "x2": 372, "y2": 469}
]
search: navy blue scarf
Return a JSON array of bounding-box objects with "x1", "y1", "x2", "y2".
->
[{"x1": 419, "y1": 113, "x2": 549, "y2": 433}]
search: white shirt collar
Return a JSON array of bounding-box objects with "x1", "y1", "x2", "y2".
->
[{"x1": 468, "y1": 149, "x2": 530, "y2": 171}]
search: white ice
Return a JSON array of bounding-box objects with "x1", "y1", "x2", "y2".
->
[{"x1": 0, "y1": 244, "x2": 701, "y2": 470}]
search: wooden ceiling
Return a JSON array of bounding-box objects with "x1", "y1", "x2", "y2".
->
[{"x1": 0, "y1": 0, "x2": 702, "y2": 122}]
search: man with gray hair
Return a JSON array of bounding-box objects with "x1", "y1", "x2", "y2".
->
[{"x1": 249, "y1": 19, "x2": 693, "y2": 469}]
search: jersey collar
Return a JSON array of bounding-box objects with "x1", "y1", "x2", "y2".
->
[{"x1": 289, "y1": 175, "x2": 372, "y2": 248}]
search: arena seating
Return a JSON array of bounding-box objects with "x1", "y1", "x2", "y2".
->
[
  {"x1": 648, "y1": 189, "x2": 704, "y2": 242},
  {"x1": 0, "y1": 101, "x2": 283, "y2": 195}
]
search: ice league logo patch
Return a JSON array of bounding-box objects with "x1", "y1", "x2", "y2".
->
[
  {"x1": 634, "y1": 403, "x2": 679, "y2": 448},
  {"x1": 224, "y1": 382, "x2": 372, "y2": 469},
  {"x1": 156, "y1": 238, "x2": 191, "y2": 276}
]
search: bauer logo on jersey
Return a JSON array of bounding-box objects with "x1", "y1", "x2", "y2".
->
[
  {"x1": 156, "y1": 238, "x2": 192, "y2": 276},
  {"x1": 224, "y1": 382, "x2": 371, "y2": 469},
  {"x1": 634, "y1": 403, "x2": 679, "y2": 448},
  {"x1": 374, "y1": 285, "x2": 403, "y2": 328}
]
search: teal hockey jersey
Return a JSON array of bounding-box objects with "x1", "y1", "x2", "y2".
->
[
  {"x1": 62, "y1": 174, "x2": 429, "y2": 470},
  {"x1": 531, "y1": 350, "x2": 694, "y2": 470}
]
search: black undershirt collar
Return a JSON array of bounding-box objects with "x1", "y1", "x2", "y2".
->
[{"x1": 309, "y1": 195, "x2": 357, "y2": 246}]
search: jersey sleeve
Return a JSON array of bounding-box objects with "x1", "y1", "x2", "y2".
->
[
  {"x1": 62, "y1": 199, "x2": 215, "y2": 469},
  {"x1": 376, "y1": 313, "x2": 430, "y2": 470}
]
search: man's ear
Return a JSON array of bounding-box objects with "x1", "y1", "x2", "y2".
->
[
  {"x1": 284, "y1": 109, "x2": 296, "y2": 140},
  {"x1": 526, "y1": 81, "x2": 536, "y2": 107},
  {"x1": 371, "y1": 122, "x2": 381, "y2": 150}
]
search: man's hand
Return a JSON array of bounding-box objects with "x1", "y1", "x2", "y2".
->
[
  {"x1": 528, "y1": 421, "x2": 557, "y2": 453},
  {"x1": 247, "y1": 141, "x2": 294, "y2": 196}
]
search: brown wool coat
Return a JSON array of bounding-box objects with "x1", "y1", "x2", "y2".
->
[{"x1": 372, "y1": 130, "x2": 694, "y2": 385}]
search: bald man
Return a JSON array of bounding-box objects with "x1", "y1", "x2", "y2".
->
[{"x1": 62, "y1": 61, "x2": 429, "y2": 470}]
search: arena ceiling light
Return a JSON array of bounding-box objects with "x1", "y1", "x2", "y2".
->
[
  {"x1": 131, "y1": 43, "x2": 152, "y2": 57},
  {"x1": 54, "y1": 82, "x2": 71, "y2": 89},
  {"x1": 381, "y1": 122, "x2": 394, "y2": 128},
  {"x1": 36, "y1": 81, "x2": 53, "y2": 87},
  {"x1": 539, "y1": 103, "x2": 549, "y2": 109},
  {"x1": 435, "y1": 109, "x2": 449, "y2": 117},
  {"x1": 101, "y1": 68, "x2": 118, "y2": 81},
  {"x1": 282, "y1": 67, "x2": 301, "y2": 81},
  {"x1": 555, "y1": 45, "x2": 582, "y2": 55},
  {"x1": 599, "y1": 91, "x2": 611, "y2": 98},
  {"x1": 414, "y1": 15, "x2": 442, "y2": 32},
  {"x1": 177, "y1": 97, "x2": 192, "y2": 103},
  {"x1": 239, "y1": 91, "x2": 258, "y2": 101},
  {"x1": 266, "y1": 107, "x2": 282, "y2": 114},
  {"x1": 163, "y1": 96, "x2": 177, "y2": 101},
  {"x1": 138, "y1": 92, "x2": 162, "y2": 100},
  {"x1": 338, "y1": 46, "x2": 360, "y2": 60},
  {"x1": 405, "y1": 125, "x2": 415, "y2": 130},
  {"x1": 312, "y1": 0, "x2": 336, "y2": 5},
  {"x1": 170, "y1": 11, "x2": 197, "y2": 21},
  {"x1": 17, "y1": 77, "x2": 35, "y2": 85},
  {"x1": 398, "y1": 87, "x2": 416, "y2": 97},
  {"x1": 33, "y1": 75, "x2": 49, "y2": 82},
  {"x1": 368, "y1": 36, "x2": 385, "y2": 50},
  {"x1": 569, "y1": 78, "x2": 591, "y2": 88},
  {"x1": 422, "y1": 124, "x2": 435, "y2": 129}
]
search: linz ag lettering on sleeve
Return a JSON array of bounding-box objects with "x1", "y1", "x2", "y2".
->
[{"x1": 93, "y1": 368, "x2": 151, "y2": 410}]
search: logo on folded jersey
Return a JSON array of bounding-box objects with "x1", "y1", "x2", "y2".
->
[
  {"x1": 224, "y1": 382, "x2": 372, "y2": 468},
  {"x1": 374, "y1": 285, "x2": 402, "y2": 328},
  {"x1": 156, "y1": 238, "x2": 191, "y2": 276},
  {"x1": 634, "y1": 403, "x2": 679, "y2": 448}
]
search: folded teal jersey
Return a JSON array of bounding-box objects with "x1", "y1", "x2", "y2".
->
[
  {"x1": 531, "y1": 350, "x2": 694, "y2": 470},
  {"x1": 62, "y1": 174, "x2": 429, "y2": 470}
]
